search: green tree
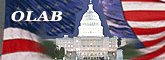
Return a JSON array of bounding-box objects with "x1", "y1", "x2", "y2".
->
[
  {"x1": 42, "y1": 41, "x2": 65, "y2": 59},
  {"x1": 58, "y1": 47, "x2": 65, "y2": 59},
  {"x1": 120, "y1": 43, "x2": 142, "y2": 59},
  {"x1": 42, "y1": 41, "x2": 57, "y2": 59}
]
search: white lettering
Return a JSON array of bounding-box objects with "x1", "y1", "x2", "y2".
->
[
  {"x1": 11, "y1": 11, "x2": 62, "y2": 21},
  {"x1": 51, "y1": 11, "x2": 62, "y2": 21},
  {"x1": 25, "y1": 11, "x2": 37, "y2": 21},
  {"x1": 11, "y1": 11, "x2": 24, "y2": 21},
  {"x1": 37, "y1": 11, "x2": 49, "y2": 21}
]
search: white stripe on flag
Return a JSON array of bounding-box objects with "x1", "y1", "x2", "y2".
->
[
  {"x1": 138, "y1": 40, "x2": 165, "y2": 54},
  {"x1": 137, "y1": 30, "x2": 165, "y2": 42},
  {"x1": 122, "y1": 2, "x2": 165, "y2": 11},
  {"x1": 152, "y1": 53, "x2": 165, "y2": 60},
  {"x1": 3, "y1": 28, "x2": 40, "y2": 42},
  {"x1": 127, "y1": 20, "x2": 165, "y2": 28}
]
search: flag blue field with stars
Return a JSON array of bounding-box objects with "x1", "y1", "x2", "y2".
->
[
  {"x1": 99, "y1": 0, "x2": 145, "y2": 48},
  {"x1": 5, "y1": 0, "x2": 87, "y2": 38},
  {"x1": 99, "y1": 0, "x2": 137, "y2": 38}
]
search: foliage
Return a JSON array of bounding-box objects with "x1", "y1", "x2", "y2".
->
[
  {"x1": 42, "y1": 41, "x2": 65, "y2": 59},
  {"x1": 58, "y1": 47, "x2": 65, "y2": 59},
  {"x1": 120, "y1": 43, "x2": 142, "y2": 59}
]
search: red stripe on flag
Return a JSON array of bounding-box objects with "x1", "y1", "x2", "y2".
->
[
  {"x1": 142, "y1": 36, "x2": 165, "y2": 47},
  {"x1": 124, "y1": 11, "x2": 165, "y2": 21},
  {"x1": 2, "y1": 39, "x2": 47, "y2": 54},
  {"x1": 131, "y1": 45, "x2": 165, "y2": 60},
  {"x1": 132, "y1": 27, "x2": 165, "y2": 35},
  {"x1": 121, "y1": 0, "x2": 163, "y2": 2}
]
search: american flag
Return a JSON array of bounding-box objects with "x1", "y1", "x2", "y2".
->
[
  {"x1": 2, "y1": 0, "x2": 86, "y2": 60},
  {"x1": 100, "y1": 0, "x2": 165, "y2": 60}
]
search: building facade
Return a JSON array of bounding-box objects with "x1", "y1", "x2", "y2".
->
[{"x1": 55, "y1": 1, "x2": 125, "y2": 60}]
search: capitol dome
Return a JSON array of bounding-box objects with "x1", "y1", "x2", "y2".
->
[
  {"x1": 78, "y1": 2, "x2": 103, "y2": 37},
  {"x1": 80, "y1": 3, "x2": 102, "y2": 26},
  {"x1": 81, "y1": 4, "x2": 100, "y2": 21}
]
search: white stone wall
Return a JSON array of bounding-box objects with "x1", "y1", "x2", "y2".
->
[
  {"x1": 55, "y1": 36, "x2": 120, "y2": 59},
  {"x1": 56, "y1": 38, "x2": 74, "y2": 51}
]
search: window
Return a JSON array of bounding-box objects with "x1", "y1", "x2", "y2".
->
[
  {"x1": 68, "y1": 45, "x2": 70, "y2": 47},
  {"x1": 90, "y1": 45, "x2": 92, "y2": 47},
  {"x1": 91, "y1": 53, "x2": 93, "y2": 55},
  {"x1": 71, "y1": 45, "x2": 73, "y2": 47},
  {"x1": 113, "y1": 53, "x2": 115, "y2": 56},
  {"x1": 99, "y1": 53, "x2": 100, "y2": 55},
  {"x1": 95, "y1": 53, "x2": 97, "y2": 55},
  {"x1": 69, "y1": 53, "x2": 72, "y2": 56},
  {"x1": 58, "y1": 45, "x2": 60, "y2": 47},
  {"x1": 88, "y1": 48, "x2": 90, "y2": 50},
  {"x1": 103, "y1": 48, "x2": 105, "y2": 50},
  {"x1": 90, "y1": 40, "x2": 92, "y2": 42},
  {"x1": 109, "y1": 45, "x2": 111, "y2": 47},
  {"x1": 76, "y1": 48, "x2": 78, "y2": 51},
  {"x1": 90, "y1": 43, "x2": 92, "y2": 45},
  {"x1": 83, "y1": 48, "x2": 85, "y2": 50},
  {"x1": 61, "y1": 45, "x2": 63, "y2": 47},
  {"x1": 76, "y1": 40, "x2": 78, "y2": 42}
]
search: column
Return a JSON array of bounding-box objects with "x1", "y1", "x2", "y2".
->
[
  {"x1": 63, "y1": 57, "x2": 65, "y2": 60},
  {"x1": 76, "y1": 57, "x2": 77, "y2": 60},
  {"x1": 87, "y1": 56, "x2": 88, "y2": 60}
]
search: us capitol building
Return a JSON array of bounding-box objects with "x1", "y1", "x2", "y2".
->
[{"x1": 54, "y1": 1, "x2": 126, "y2": 60}]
